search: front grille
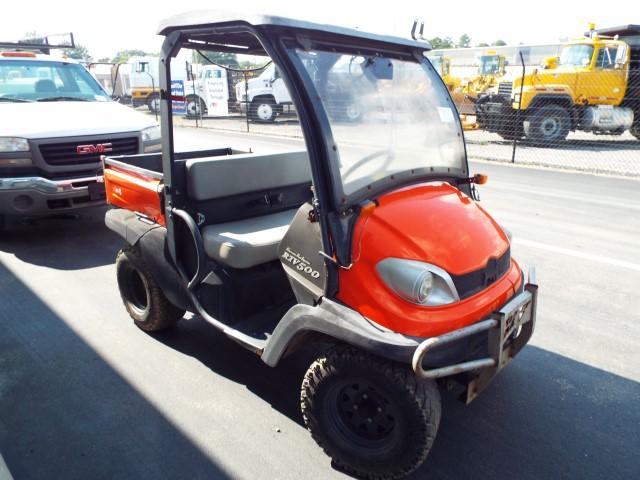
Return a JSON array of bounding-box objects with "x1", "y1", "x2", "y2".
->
[
  {"x1": 39, "y1": 137, "x2": 138, "y2": 166},
  {"x1": 450, "y1": 248, "x2": 511, "y2": 299},
  {"x1": 497, "y1": 82, "x2": 513, "y2": 97}
]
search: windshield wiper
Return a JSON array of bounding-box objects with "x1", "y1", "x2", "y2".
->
[
  {"x1": 0, "y1": 97, "x2": 34, "y2": 103},
  {"x1": 36, "y1": 96, "x2": 89, "y2": 102}
]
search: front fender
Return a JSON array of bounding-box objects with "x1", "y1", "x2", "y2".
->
[{"x1": 261, "y1": 298, "x2": 420, "y2": 367}]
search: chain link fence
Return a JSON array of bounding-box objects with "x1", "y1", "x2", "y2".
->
[{"x1": 122, "y1": 30, "x2": 640, "y2": 178}]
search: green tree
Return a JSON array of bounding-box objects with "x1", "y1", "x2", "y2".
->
[
  {"x1": 112, "y1": 49, "x2": 155, "y2": 64},
  {"x1": 193, "y1": 50, "x2": 239, "y2": 68},
  {"x1": 428, "y1": 36, "x2": 455, "y2": 49},
  {"x1": 457, "y1": 34, "x2": 472, "y2": 48},
  {"x1": 96, "y1": 57, "x2": 111, "y2": 63},
  {"x1": 493, "y1": 39, "x2": 507, "y2": 46},
  {"x1": 63, "y1": 43, "x2": 92, "y2": 62},
  {"x1": 476, "y1": 42, "x2": 490, "y2": 47}
]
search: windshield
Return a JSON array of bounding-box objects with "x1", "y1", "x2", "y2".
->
[
  {"x1": 429, "y1": 56, "x2": 442, "y2": 74},
  {"x1": 0, "y1": 60, "x2": 110, "y2": 102},
  {"x1": 559, "y1": 45, "x2": 594, "y2": 67},
  {"x1": 479, "y1": 55, "x2": 500, "y2": 75},
  {"x1": 293, "y1": 50, "x2": 465, "y2": 197}
]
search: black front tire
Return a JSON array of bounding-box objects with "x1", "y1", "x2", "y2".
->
[
  {"x1": 146, "y1": 93, "x2": 160, "y2": 113},
  {"x1": 186, "y1": 96, "x2": 207, "y2": 117},
  {"x1": 523, "y1": 104, "x2": 571, "y2": 145},
  {"x1": 116, "y1": 246, "x2": 185, "y2": 332},
  {"x1": 301, "y1": 346, "x2": 441, "y2": 480},
  {"x1": 249, "y1": 98, "x2": 276, "y2": 122}
]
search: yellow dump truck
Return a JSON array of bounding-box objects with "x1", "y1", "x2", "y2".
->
[{"x1": 476, "y1": 25, "x2": 639, "y2": 142}]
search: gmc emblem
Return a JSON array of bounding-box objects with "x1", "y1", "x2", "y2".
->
[{"x1": 76, "y1": 143, "x2": 112, "y2": 155}]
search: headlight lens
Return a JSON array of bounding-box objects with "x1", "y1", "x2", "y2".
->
[
  {"x1": 141, "y1": 125, "x2": 161, "y2": 142},
  {"x1": 0, "y1": 137, "x2": 30, "y2": 152},
  {"x1": 376, "y1": 258, "x2": 459, "y2": 306}
]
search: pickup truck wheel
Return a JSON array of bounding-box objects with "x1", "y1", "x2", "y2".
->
[
  {"x1": 250, "y1": 99, "x2": 276, "y2": 122},
  {"x1": 630, "y1": 122, "x2": 640, "y2": 140},
  {"x1": 301, "y1": 346, "x2": 441, "y2": 480},
  {"x1": 116, "y1": 247, "x2": 185, "y2": 332},
  {"x1": 523, "y1": 104, "x2": 570, "y2": 144}
]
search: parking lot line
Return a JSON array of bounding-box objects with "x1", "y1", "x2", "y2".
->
[
  {"x1": 514, "y1": 238, "x2": 640, "y2": 272},
  {"x1": 490, "y1": 182, "x2": 640, "y2": 211}
]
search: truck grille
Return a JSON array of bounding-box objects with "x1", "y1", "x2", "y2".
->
[
  {"x1": 497, "y1": 82, "x2": 513, "y2": 97},
  {"x1": 39, "y1": 137, "x2": 139, "y2": 166}
]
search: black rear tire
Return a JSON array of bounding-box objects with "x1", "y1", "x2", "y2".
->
[
  {"x1": 523, "y1": 104, "x2": 571, "y2": 145},
  {"x1": 116, "y1": 246, "x2": 185, "y2": 332},
  {"x1": 301, "y1": 346, "x2": 441, "y2": 480},
  {"x1": 630, "y1": 122, "x2": 640, "y2": 141}
]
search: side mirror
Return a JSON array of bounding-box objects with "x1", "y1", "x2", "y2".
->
[
  {"x1": 362, "y1": 58, "x2": 394, "y2": 80},
  {"x1": 615, "y1": 45, "x2": 628, "y2": 66}
]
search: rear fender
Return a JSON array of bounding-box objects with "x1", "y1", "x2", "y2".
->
[{"x1": 106, "y1": 208, "x2": 191, "y2": 311}]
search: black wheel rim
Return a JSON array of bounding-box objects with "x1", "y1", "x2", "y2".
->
[
  {"x1": 324, "y1": 378, "x2": 401, "y2": 455},
  {"x1": 125, "y1": 266, "x2": 149, "y2": 315}
]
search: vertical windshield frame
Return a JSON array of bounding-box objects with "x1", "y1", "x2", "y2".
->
[{"x1": 285, "y1": 43, "x2": 468, "y2": 207}]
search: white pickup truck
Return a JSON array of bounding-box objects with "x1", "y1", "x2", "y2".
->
[{"x1": 0, "y1": 46, "x2": 160, "y2": 230}]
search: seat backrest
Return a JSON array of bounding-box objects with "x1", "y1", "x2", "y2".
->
[
  {"x1": 35, "y1": 79, "x2": 57, "y2": 93},
  {"x1": 186, "y1": 150, "x2": 311, "y2": 201}
]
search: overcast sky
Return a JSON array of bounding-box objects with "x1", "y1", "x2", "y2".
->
[{"x1": 1, "y1": 1, "x2": 633, "y2": 59}]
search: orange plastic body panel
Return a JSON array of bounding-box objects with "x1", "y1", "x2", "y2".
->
[
  {"x1": 104, "y1": 165, "x2": 165, "y2": 225},
  {"x1": 337, "y1": 182, "x2": 522, "y2": 338}
]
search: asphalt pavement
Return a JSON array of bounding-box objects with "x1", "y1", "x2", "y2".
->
[{"x1": 0, "y1": 126, "x2": 638, "y2": 480}]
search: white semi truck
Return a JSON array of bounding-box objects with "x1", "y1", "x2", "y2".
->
[
  {"x1": 0, "y1": 35, "x2": 160, "y2": 230},
  {"x1": 128, "y1": 56, "x2": 232, "y2": 117},
  {"x1": 235, "y1": 63, "x2": 295, "y2": 121}
]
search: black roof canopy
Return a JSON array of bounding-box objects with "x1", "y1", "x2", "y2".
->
[{"x1": 158, "y1": 10, "x2": 431, "y2": 56}]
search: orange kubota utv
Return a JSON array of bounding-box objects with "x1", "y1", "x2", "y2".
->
[{"x1": 103, "y1": 11, "x2": 537, "y2": 479}]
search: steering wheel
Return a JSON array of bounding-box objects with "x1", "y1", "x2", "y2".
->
[{"x1": 342, "y1": 149, "x2": 394, "y2": 182}]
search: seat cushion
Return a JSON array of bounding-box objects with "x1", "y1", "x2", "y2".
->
[{"x1": 202, "y1": 209, "x2": 296, "y2": 269}]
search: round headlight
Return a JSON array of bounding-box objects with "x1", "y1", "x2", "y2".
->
[
  {"x1": 376, "y1": 258, "x2": 459, "y2": 306},
  {"x1": 417, "y1": 272, "x2": 434, "y2": 304}
]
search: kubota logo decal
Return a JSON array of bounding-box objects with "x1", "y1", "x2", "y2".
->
[
  {"x1": 76, "y1": 143, "x2": 113, "y2": 155},
  {"x1": 281, "y1": 247, "x2": 320, "y2": 279}
]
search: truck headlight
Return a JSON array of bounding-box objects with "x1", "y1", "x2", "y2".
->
[
  {"x1": 141, "y1": 126, "x2": 161, "y2": 142},
  {"x1": 376, "y1": 258, "x2": 460, "y2": 306},
  {"x1": 0, "y1": 137, "x2": 30, "y2": 152}
]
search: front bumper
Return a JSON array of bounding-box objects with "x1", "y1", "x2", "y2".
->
[
  {"x1": 0, "y1": 175, "x2": 105, "y2": 215},
  {"x1": 412, "y1": 268, "x2": 538, "y2": 403}
]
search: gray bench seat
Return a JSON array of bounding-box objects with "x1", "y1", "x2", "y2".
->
[{"x1": 202, "y1": 209, "x2": 297, "y2": 269}]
